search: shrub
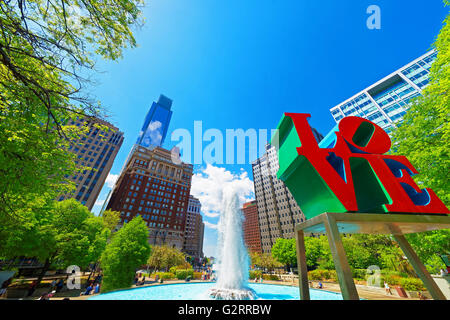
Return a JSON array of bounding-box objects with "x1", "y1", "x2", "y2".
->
[
  {"x1": 193, "y1": 272, "x2": 203, "y2": 280},
  {"x1": 381, "y1": 274, "x2": 402, "y2": 287},
  {"x1": 381, "y1": 270, "x2": 408, "y2": 278},
  {"x1": 308, "y1": 270, "x2": 323, "y2": 280},
  {"x1": 399, "y1": 278, "x2": 425, "y2": 291},
  {"x1": 262, "y1": 274, "x2": 280, "y2": 281},
  {"x1": 352, "y1": 269, "x2": 367, "y2": 280},
  {"x1": 249, "y1": 270, "x2": 262, "y2": 279},
  {"x1": 308, "y1": 269, "x2": 337, "y2": 281},
  {"x1": 175, "y1": 269, "x2": 194, "y2": 280},
  {"x1": 153, "y1": 272, "x2": 175, "y2": 280}
]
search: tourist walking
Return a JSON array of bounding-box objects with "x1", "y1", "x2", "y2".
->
[
  {"x1": 56, "y1": 279, "x2": 64, "y2": 292},
  {"x1": 384, "y1": 281, "x2": 392, "y2": 295}
]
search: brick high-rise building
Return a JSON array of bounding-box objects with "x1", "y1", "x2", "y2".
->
[
  {"x1": 242, "y1": 200, "x2": 262, "y2": 254},
  {"x1": 60, "y1": 117, "x2": 124, "y2": 210},
  {"x1": 106, "y1": 145, "x2": 193, "y2": 249},
  {"x1": 184, "y1": 195, "x2": 205, "y2": 260}
]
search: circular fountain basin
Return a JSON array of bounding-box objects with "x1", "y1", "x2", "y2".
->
[{"x1": 88, "y1": 282, "x2": 344, "y2": 300}]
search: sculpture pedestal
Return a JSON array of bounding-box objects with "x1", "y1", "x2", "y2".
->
[{"x1": 295, "y1": 212, "x2": 450, "y2": 300}]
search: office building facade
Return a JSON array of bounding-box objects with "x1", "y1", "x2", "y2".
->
[
  {"x1": 106, "y1": 145, "x2": 193, "y2": 249},
  {"x1": 242, "y1": 200, "x2": 262, "y2": 254},
  {"x1": 184, "y1": 196, "x2": 205, "y2": 260},
  {"x1": 60, "y1": 117, "x2": 124, "y2": 210},
  {"x1": 329, "y1": 50, "x2": 437, "y2": 134},
  {"x1": 252, "y1": 130, "x2": 323, "y2": 253}
]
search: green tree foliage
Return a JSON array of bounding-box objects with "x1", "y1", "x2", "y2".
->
[
  {"x1": 101, "y1": 209, "x2": 121, "y2": 232},
  {"x1": 290, "y1": 234, "x2": 418, "y2": 272},
  {"x1": 100, "y1": 216, "x2": 150, "y2": 292},
  {"x1": 405, "y1": 230, "x2": 450, "y2": 268},
  {"x1": 390, "y1": 3, "x2": 450, "y2": 205},
  {"x1": 147, "y1": 245, "x2": 186, "y2": 272},
  {"x1": 0, "y1": 0, "x2": 144, "y2": 219},
  {"x1": 249, "y1": 251, "x2": 261, "y2": 267},
  {"x1": 271, "y1": 238, "x2": 297, "y2": 269},
  {"x1": 251, "y1": 252, "x2": 282, "y2": 273},
  {"x1": 0, "y1": 199, "x2": 109, "y2": 285},
  {"x1": 390, "y1": 2, "x2": 450, "y2": 266},
  {"x1": 303, "y1": 237, "x2": 324, "y2": 269}
]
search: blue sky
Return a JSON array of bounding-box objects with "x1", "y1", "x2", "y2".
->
[{"x1": 91, "y1": 0, "x2": 449, "y2": 257}]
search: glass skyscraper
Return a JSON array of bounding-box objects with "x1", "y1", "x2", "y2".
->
[
  {"x1": 137, "y1": 94, "x2": 173, "y2": 148},
  {"x1": 329, "y1": 50, "x2": 437, "y2": 135}
]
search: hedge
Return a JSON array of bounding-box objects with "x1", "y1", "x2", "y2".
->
[
  {"x1": 262, "y1": 274, "x2": 280, "y2": 281},
  {"x1": 308, "y1": 269, "x2": 337, "y2": 280},
  {"x1": 381, "y1": 274, "x2": 402, "y2": 287},
  {"x1": 399, "y1": 278, "x2": 425, "y2": 291},
  {"x1": 352, "y1": 269, "x2": 368, "y2": 280},
  {"x1": 193, "y1": 272, "x2": 203, "y2": 280},
  {"x1": 152, "y1": 272, "x2": 176, "y2": 280},
  {"x1": 175, "y1": 269, "x2": 194, "y2": 280}
]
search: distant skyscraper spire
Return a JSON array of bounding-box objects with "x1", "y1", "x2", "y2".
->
[{"x1": 137, "y1": 94, "x2": 173, "y2": 148}]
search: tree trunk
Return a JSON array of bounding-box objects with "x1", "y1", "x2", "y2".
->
[
  {"x1": 36, "y1": 258, "x2": 50, "y2": 286},
  {"x1": 28, "y1": 258, "x2": 50, "y2": 297}
]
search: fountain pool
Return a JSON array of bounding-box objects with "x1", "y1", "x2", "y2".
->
[
  {"x1": 90, "y1": 190, "x2": 346, "y2": 301},
  {"x1": 88, "y1": 282, "x2": 344, "y2": 300}
]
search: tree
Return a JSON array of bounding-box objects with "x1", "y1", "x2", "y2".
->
[
  {"x1": 304, "y1": 237, "x2": 324, "y2": 269},
  {"x1": 0, "y1": 0, "x2": 144, "y2": 219},
  {"x1": 101, "y1": 209, "x2": 121, "y2": 232},
  {"x1": 0, "y1": 0, "x2": 144, "y2": 119},
  {"x1": 256, "y1": 253, "x2": 282, "y2": 273},
  {"x1": 405, "y1": 230, "x2": 450, "y2": 269},
  {"x1": 147, "y1": 245, "x2": 186, "y2": 272},
  {"x1": 271, "y1": 238, "x2": 297, "y2": 271},
  {"x1": 390, "y1": 1, "x2": 450, "y2": 269},
  {"x1": 100, "y1": 216, "x2": 150, "y2": 292},
  {"x1": 249, "y1": 251, "x2": 261, "y2": 268},
  {"x1": 0, "y1": 199, "x2": 109, "y2": 288},
  {"x1": 390, "y1": 1, "x2": 450, "y2": 206}
]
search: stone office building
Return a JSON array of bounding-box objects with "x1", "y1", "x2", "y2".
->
[
  {"x1": 59, "y1": 117, "x2": 124, "y2": 210},
  {"x1": 252, "y1": 136, "x2": 323, "y2": 253}
]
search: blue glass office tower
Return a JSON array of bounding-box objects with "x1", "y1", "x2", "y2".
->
[
  {"x1": 137, "y1": 94, "x2": 173, "y2": 148},
  {"x1": 329, "y1": 50, "x2": 437, "y2": 135}
]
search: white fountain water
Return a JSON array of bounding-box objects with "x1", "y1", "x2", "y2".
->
[{"x1": 208, "y1": 188, "x2": 256, "y2": 300}]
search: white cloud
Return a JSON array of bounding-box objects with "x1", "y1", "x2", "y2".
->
[
  {"x1": 204, "y1": 221, "x2": 218, "y2": 229},
  {"x1": 142, "y1": 120, "x2": 163, "y2": 146},
  {"x1": 148, "y1": 121, "x2": 162, "y2": 131},
  {"x1": 105, "y1": 173, "x2": 119, "y2": 188},
  {"x1": 190, "y1": 164, "x2": 254, "y2": 218}
]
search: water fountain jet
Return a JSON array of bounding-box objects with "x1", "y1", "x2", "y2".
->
[{"x1": 208, "y1": 188, "x2": 256, "y2": 300}]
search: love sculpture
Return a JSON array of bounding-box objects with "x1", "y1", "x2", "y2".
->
[{"x1": 272, "y1": 113, "x2": 450, "y2": 300}]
